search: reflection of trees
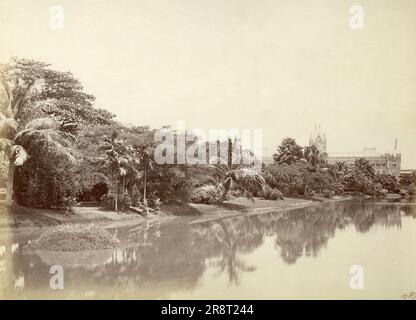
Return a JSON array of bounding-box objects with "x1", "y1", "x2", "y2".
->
[
  {"x1": 272, "y1": 205, "x2": 344, "y2": 264},
  {"x1": 346, "y1": 202, "x2": 403, "y2": 232},
  {"x1": 206, "y1": 219, "x2": 257, "y2": 284}
]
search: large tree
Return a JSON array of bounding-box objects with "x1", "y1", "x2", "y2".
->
[
  {"x1": 273, "y1": 137, "x2": 303, "y2": 165},
  {"x1": 0, "y1": 58, "x2": 114, "y2": 205}
]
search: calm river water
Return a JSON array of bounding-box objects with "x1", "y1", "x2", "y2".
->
[{"x1": 1, "y1": 198, "x2": 415, "y2": 299}]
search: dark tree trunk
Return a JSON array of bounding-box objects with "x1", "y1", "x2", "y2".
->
[
  {"x1": 218, "y1": 177, "x2": 232, "y2": 203},
  {"x1": 6, "y1": 161, "x2": 15, "y2": 206}
]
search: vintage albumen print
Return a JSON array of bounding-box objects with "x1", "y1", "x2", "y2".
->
[{"x1": 0, "y1": 0, "x2": 415, "y2": 300}]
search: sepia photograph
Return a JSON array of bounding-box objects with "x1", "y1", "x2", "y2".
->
[{"x1": 0, "y1": 0, "x2": 415, "y2": 305}]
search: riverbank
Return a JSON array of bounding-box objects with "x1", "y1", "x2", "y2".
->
[
  {"x1": 0, "y1": 195, "x2": 353, "y2": 251},
  {"x1": 1, "y1": 193, "x2": 409, "y2": 252},
  {"x1": 0, "y1": 195, "x2": 354, "y2": 232}
]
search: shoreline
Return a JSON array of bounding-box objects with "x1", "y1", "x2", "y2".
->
[
  {"x1": 0, "y1": 195, "x2": 357, "y2": 235},
  {"x1": 0, "y1": 193, "x2": 410, "y2": 251},
  {"x1": 2, "y1": 191, "x2": 410, "y2": 238}
]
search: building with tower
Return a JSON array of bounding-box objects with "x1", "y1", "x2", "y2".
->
[
  {"x1": 309, "y1": 124, "x2": 401, "y2": 178},
  {"x1": 309, "y1": 124, "x2": 327, "y2": 155}
]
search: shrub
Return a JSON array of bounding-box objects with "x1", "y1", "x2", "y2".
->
[
  {"x1": 264, "y1": 163, "x2": 335, "y2": 197},
  {"x1": 321, "y1": 190, "x2": 334, "y2": 198},
  {"x1": 14, "y1": 157, "x2": 79, "y2": 209},
  {"x1": 331, "y1": 182, "x2": 344, "y2": 195},
  {"x1": 190, "y1": 185, "x2": 221, "y2": 204},
  {"x1": 145, "y1": 195, "x2": 161, "y2": 210},
  {"x1": 264, "y1": 163, "x2": 306, "y2": 196},
  {"x1": 374, "y1": 174, "x2": 400, "y2": 193},
  {"x1": 260, "y1": 185, "x2": 284, "y2": 200}
]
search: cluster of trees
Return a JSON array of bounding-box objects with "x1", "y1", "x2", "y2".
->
[
  {"x1": 265, "y1": 137, "x2": 410, "y2": 198},
  {"x1": 0, "y1": 58, "x2": 266, "y2": 211},
  {"x1": 1, "y1": 58, "x2": 414, "y2": 213},
  {"x1": 0, "y1": 58, "x2": 114, "y2": 208}
]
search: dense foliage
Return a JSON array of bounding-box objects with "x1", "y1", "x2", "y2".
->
[{"x1": 1, "y1": 58, "x2": 414, "y2": 213}]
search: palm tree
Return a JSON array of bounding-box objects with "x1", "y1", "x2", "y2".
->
[
  {"x1": 213, "y1": 139, "x2": 266, "y2": 203},
  {"x1": 0, "y1": 116, "x2": 77, "y2": 205},
  {"x1": 134, "y1": 143, "x2": 154, "y2": 204},
  {"x1": 99, "y1": 131, "x2": 131, "y2": 211},
  {"x1": 216, "y1": 167, "x2": 266, "y2": 203}
]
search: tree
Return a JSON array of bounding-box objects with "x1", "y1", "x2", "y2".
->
[
  {"x1": 1, "y1": 58, "x2": 114, "y2": 205},
  {"x1": 374, "y1": 174, "x2": 400, "y2": 193},
  {"x1": 99, "y1": 130, "x2": 131, "y2": 211},
  {"x1": 341, "y1": 158, "x2": 376, "y2": 194},
  {"x1": 213, "y1": 138, "x2": 266, "y2": 203},
  {"x1": 133, "y1": 143, "x2": 155, "y2": 204},
  {"x1": 2, "y1": 117, "x2": 78, "y2": 206},
  {"x1": 1, "y1": 58, "x2": 114, "y2": 129},
  {"x1": 273, "y1": 138, "x2": 303, "y2": 165},
  {"x1": 303, "y1": 144, "x2": 326, "y2": 169},
  {"x1": 354, "y1": 158, "x2": 375, "y2": 180}
]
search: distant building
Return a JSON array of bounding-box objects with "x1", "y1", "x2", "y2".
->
[
  {"x1": 326, "y1": 151, "x2": 401, "y2": 177},
  {"x1": 309, "y1": 125, "x2": 401, "y2": 178},
  {"x1": 309, "y1": 124, "x2": 327, "y2": 155},
  {"x1": 400, "y1": 169, "x2": 415, "y2": 180}
]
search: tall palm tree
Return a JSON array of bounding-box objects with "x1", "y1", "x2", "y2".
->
[
  {"x1": 0, "y1": 116, "x2": 77, "y2": 205},
  {"x1": 216, "y1": 167, "x2": 266, "y2": 203},
  {"x1": 99, "y1": 131, "x2": 131, "y2": 211},
  {"x1": 213, "y1": 139, "x2": 266, "y2": 203},
  {"x1": 134, "y1": 143, "x2": 154, "y2": 204}
]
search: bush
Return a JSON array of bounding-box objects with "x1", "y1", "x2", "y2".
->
[
  {"x1": 14, "y1": 157, "x2": 79, "y2": 209},
  {"x1": 321, "y1": 190, "x2": 334, "y2": 198},
  {"x1": 264, "y1": 163, "x2": 335, "y2": 197},
  {"x1": 331, "y1": 182, "x2": 344, "y2": 195},
  {"x1": 260, "y1": 185, "x2": 284, "y2": 200},
  {"x1": 264, "y1": 163, "x2": 306, "y2": 196},
  {"x1": 145, "y1": 194, "x2": 161, "y2": 210},
  {"x1": 190, "y1": 185, "x2": 221, "y2": 204},
  {"x1": 374, "y1": 174, "x2": 400, "y2": 193}
]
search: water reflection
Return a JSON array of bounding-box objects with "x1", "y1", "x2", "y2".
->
[{"x1": 0, "y1": 199, "x2": 415, "y2": 298}]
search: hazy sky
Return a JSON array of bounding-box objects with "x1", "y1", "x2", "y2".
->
[{"x1": 1, "y1": 0, "x2": 415, "y2": 167}]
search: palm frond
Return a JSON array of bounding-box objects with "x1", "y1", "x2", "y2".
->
[
  {"x1": 15, "y1": 128, "x2": 78, "y2": 164},
  {"x1": 119, "y1": 167, "x2": 127, "y2": 176},
  {"x1": 25, "y1": 117, "x2": 58, "y2": 131},
  {"x1": 10, "y1": 145, "x2": 29, "y2": 166},
  {"x1": 227, "y1": 168, "x2": 266, "y2": 189}
]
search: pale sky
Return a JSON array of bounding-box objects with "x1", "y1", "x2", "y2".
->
[{"x1": 1, "y1": 0, "x2": 415, "y2": 167}]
